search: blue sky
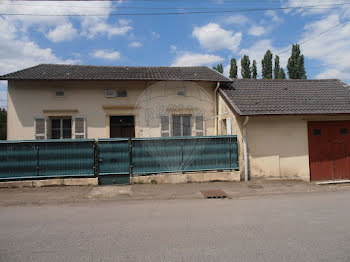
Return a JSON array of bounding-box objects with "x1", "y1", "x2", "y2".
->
[{"x1": 1, "y1": 0, "x2": 350, "y2": 108}]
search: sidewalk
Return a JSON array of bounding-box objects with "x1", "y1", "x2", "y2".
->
[{"x1": 1, "y1": 178, "x2": 350, "y2": 206}]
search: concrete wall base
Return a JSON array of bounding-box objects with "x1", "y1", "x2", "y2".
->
[
  {"x1": 131, "y1": 171, "x2": 240, "y2": 184},
  {"x1": 0, "y1": 178, "x2": 98, "y2": 188}
]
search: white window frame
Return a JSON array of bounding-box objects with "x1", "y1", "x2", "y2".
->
[
  {"x1": 195, "y1": 115, "x2": 205, "y2": 136},
  {"x1": 34, "y1": 116, "x2": 47, "y2": 140},
  {"x1": 74, "y1": 116, "x2": 86, "y2": 139},
  {"x1": 160, "y1": 115, "x2": 170, "y2": 137}
]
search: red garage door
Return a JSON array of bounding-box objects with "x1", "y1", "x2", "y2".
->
[{"x1": 308, "y1": 121, "x2": 350, "y2": 181}]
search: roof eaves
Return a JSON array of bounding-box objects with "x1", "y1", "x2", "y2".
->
[{"x1": 218, "y1": 88, "x2": 243, "y2": 116}]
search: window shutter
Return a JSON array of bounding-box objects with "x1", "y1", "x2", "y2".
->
[
  {"x1": 74, "y1": 117, "x2": 86, "y2": 139},
  {"x1": 160, "y1": 115, "x2": 170, "y2": 137},
  {"x1": 226, "y1": 118, "x2": 232, "y2": 135},
  {"x1": 35, "y1": 117, "x2": 46, "y2": 140},
  {"x1": 195, "y1": 115, "x2": 204, "y2": 136}
]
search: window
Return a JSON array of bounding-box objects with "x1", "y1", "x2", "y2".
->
[
  {"x1": 35, "y1": 117, "x2": 46, "y2": 140},
  {"x1": 176, "y1": 90, "x2": 185, "y2": 96},
  {"x1": 341, "y1": 128, "x2": 348, "y2": 135},
  {"x1": 51, "y1": 118, "x2": 72, "y2": 139},
  {"x1": 313, "y1": 129, "x2": 322, "y2": 136},
  {"x1": 117, "y1": 90, "x2": 127, "y2": 97},
  {"x1": 195, "y1": 115, "x2": 204, "y2": 136},
  {"x1": 105, "y1": 89, "x2": 116, "y2": 98},
  {"x1": 173, "y1": 115, "x2": 191, "y2": 136},
  {"x1": 160, "y1": 116, "x2": 170, "y2": 137},
  {"x1": 55, "y1": 90, "x2": 65, "y2": 97},
  {"x1": 74, "y1": 117, "x2": 86, "y2": 139}
]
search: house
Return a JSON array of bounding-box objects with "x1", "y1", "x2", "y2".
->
[
  {"x1": 1, "y1": 64, "x2": 350, "y2": 182},
  {"x1": 0, "y1": 64, "x2": 230, "y2": 140},
  {"x1": 218, "y1": 79, "x2": 350, "y2": 182}
]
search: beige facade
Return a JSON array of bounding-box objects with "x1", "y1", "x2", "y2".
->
[
  {"x1": 7, "y1": 80, "x2": 218, "y2": 140},
  {"x1": 218, "y1": 93, "x2": 350, "y2": 181}
]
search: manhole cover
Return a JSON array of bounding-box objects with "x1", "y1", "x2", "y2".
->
[
  {"x1": 200, "y1": 189, "x2": 227, "y2": 199},
  {"x1": 248, "y1": 185, "x2": 263, "y2": 189}
]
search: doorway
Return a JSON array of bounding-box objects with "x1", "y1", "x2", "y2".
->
[{"x1": 110, "y1": 116, "x2": 135, "y2": 138}]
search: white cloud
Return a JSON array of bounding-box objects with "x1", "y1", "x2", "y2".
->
[
  {"x1": 170, "y1": 45, "x2": 177, "y2": 53},
  {"x1": 223, "y1": 14, "x2": 250, "y2": 25},
  {"x1": 171, "y1": 52, "x2": 224, "y2": 66},
  {"x1": 152, "y1": 31, "x2": 160, "y2": 39},
  {"x1": 0, "y1": 1, "x2": 131, "y2": 40},
  {"x1": 265, "y1": 10, "x2": 283, "y2": 23},
  {"x1": 0, "y1": 16, "x2": 79, "y2": 108},
  {"x1": 192, "y1": 23, "x2": 242, "y2": 52},
  {"x1": 46, "y1": 23, "x2": 78, "y2": 43},
  {"x1": 128, "y1": 41, "x2": 142, "y2": 48},
  {"x1": 92, "y1": 49, "x2": 121, "y2": 60},
  {"x1": 281, "y1": 0, "x2": 349, "y2": 15},
  {"x1": 248, "y1": 25, "x2": 266, "y2": 36},
  {"x1": 298, "y1": 13, "x2": 350, "y2": 80},
  {"x1": 81, "y1": 18, "x2": 132, "y2": 39}
]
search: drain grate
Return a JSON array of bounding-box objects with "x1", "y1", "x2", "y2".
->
[
  {"x1": 200, "y1": 189, "x2": 227, "y2": 199},
  {"x1": 248, "y1": 184, "x2": 263, "y2": 189}
]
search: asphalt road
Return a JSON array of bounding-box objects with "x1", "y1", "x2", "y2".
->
[{"x1": 1, "y1": 191, "x2": 350, "y2": 262}]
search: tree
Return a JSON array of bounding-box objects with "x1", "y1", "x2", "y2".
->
[
  {"x1": 278, "y1": 68, "x2": 286, "y2": 79},
  {"x1": 241, "y1": 55, "x2": 251, "y2": 79},
  {"x1": 274, "y1": 55, "x2": 280, "y2": 79},
  {"x1": 0, "y1": 108, "x2": 6, "y2": 140},
  {"x1": 287, "y1": 44, "x2": 307, "y2": 79},
  {"x1": 252, "y1": 60, "x2": 257, "y2": 79},
  {"x1": 213, "y1": 64, "x2": 223, "y2": 74},
  {"x1": 262, "y1": 50, "x2": 273, "y2": 79},
  {"x1": 229, "y1": 58, "x2": 238, "y2": 79}
]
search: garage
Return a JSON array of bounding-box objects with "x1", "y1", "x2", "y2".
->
[{"x1": 308, "y1": 121, "x2": 350, "y2": 181}]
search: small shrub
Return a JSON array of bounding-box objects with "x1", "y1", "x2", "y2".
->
[{"x1": 150, "y1": 178, "x2": 157, "y2": 184}]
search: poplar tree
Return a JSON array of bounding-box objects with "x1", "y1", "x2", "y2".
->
[
  {"x1": 241, "y1": 55, "x2": 251, "y2": 79},
  {"x1": 252, "y1": 60, "x2": 258, "y2": 79},
  {"x1": 287, "y1": 44, "x2": 306, "y2": 79},
  {"x1": 213, "y1": 64, "x2": 224, "y2": 74},
  {"x1": 278, "y1": 68, "x2": 286, "y2": 79},
  {"x1": 274, "y1": 55, "x2": 280, "y2": 79},
  {"x1": 229, "y1": 58, "x2": 238, "y2": 79},
  {"x1": 262, "y1": 50, "x2": 273, "y2": 79}
]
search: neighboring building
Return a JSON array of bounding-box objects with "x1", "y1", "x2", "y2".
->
[
  {"x1": 2, "y1": 64, "x2": 350, "y2": 182},
  {"x1": 219, "y1": 79, "x2": 350, "y2": 182},
  {"x1": 0, "y1": 64, "x2": 230, "y2": 140}
]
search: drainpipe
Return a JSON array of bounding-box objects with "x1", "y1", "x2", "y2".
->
[
  {"x1": 214, "y1": 82, "x2": 220, "y2": 135},
  {"x1": 243, "y1": 116, "x2": 249, "y2": 182}
]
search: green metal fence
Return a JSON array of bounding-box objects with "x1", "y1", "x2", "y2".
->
[
  {"x1": 131, "y1": 136, "x2": 238, "y2": 175},
  {"x1": 0, "y1": 139, "x2": 95, "y2": 180},
  {"x1": 0, "y1": 136, "x2": 238, "y2": 181}
]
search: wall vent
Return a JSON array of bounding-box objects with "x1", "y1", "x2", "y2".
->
[{"x1": 105, "y1": 89, "x2": 116, "y2": 98}]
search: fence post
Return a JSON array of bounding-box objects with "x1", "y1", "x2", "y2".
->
[
  {"x1": 129, "y1": 138, "x2": 133, "y2": 176},
  {"x1": 36, "y1": 142, "x2": 40, "y2": 177},
  {"x1": 229, "y1": 136, "x2": 232, "y2": 170},
  {"x1": 94, "y1": 140, "x2": 98, "y2": 177}
]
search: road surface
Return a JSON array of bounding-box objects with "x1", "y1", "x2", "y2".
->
[{"x1": 1, "y1": 191, "x2": 350, "y2": 262}]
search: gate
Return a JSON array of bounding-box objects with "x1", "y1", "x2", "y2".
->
[{"x1": 97, "y1": 136, "x2": 238, "y2": 184}]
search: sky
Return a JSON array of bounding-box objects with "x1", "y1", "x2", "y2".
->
[{"x1": 0, "y1": 0, "x2": 350, "y2": 108}]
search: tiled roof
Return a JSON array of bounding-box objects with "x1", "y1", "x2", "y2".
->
[
  {"x1": 0, "y1": 64, "x2": 231, "y2": 82},
  {"x1": 219, "y1": 79, "x2": 350, "y2": 115}
]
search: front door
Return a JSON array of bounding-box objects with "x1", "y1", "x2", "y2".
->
[
  {"x1": 308, "y1": 121, "x2": 350, "y2": 181},
  {"x1": 110, "y1": 116, "x2": 135, "y2": 138}
]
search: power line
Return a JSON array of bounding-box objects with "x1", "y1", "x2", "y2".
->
[
  {"x1": 2, "y1": 1, "x2": 350, "y2": 10},
  {"x1": 0, "y1": 3, "x2": 348, "y2": 16},
  {"x1": 278, "y1": 16, "x2": 350, "y2": 55}
]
